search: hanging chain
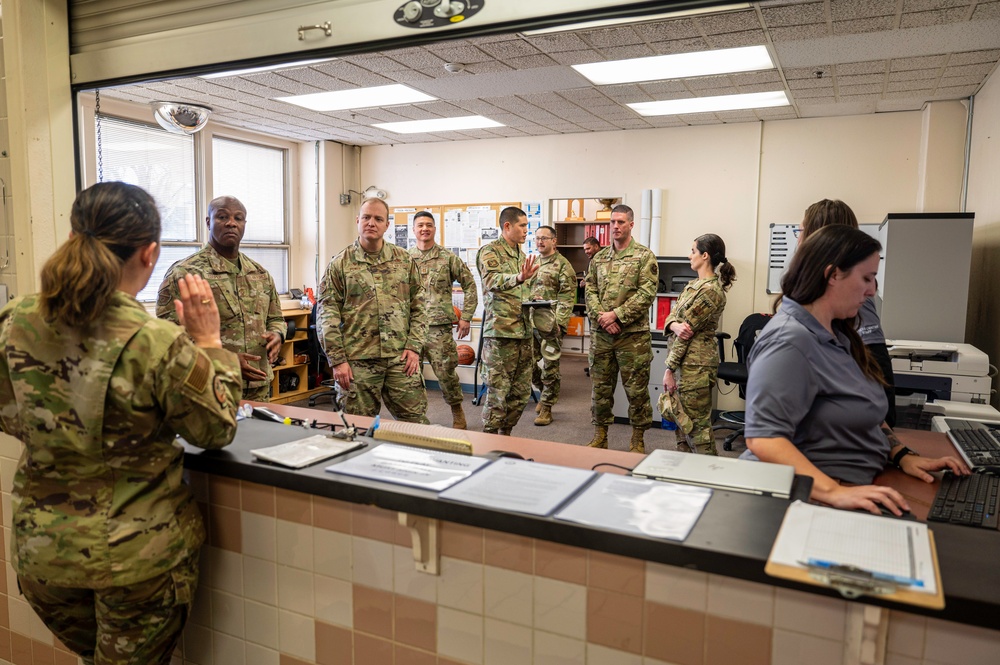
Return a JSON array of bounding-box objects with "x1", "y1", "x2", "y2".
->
[{"x1": 95, "y1": 90, "x2": 103, "y2": 182}]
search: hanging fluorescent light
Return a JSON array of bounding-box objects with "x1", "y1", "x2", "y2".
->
[
  {"x1": 373, "y1": 116, "x2": 504, "y2": 134},
  {"x1": 628, "y1": 90, "x2": 789, "y2": 116},
  {"x1": 523, "y1": 3, "x2": 751, "y2": 35},
  {"x1": 200, "y1": 58, "x2": 338, "y2": 79},
  {"x1": 277, "y1": 84, "x2": 437, "y2": 111},
  {"x1": 573, "y1": 45, "x2": 774, "y2": 86}
]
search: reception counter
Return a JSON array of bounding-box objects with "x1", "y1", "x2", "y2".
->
[{"x1": 2, "y1": 404, "x2": 1000, "y2": 665}]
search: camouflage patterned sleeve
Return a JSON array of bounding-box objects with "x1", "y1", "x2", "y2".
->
[
  {"x1": 263, "y1": 274, "x2": 286, "y2": 340},
  {"x1": 477, "y1": 244, "x2": 521, "y2": 292},
  {"x1": 451, "y1": 254, "x2": 478, "y2": 321},
  {"x1": 585, "y1": 257, "x2": 601, "y2": 326},
  {"x1": 317, "y1": 259, "x2": 348, "y2": 366},
  {"x1": 556, "y1": 257, "x2": 576, "y2": 329},
  {"x1": 0, "y1": 305, "x2": 18, "y2": 436},
  {"x1": 405, "y1": 259, "x2": 428, "y2": 354},
  {"x1": 612, "y1": 251, "x2": 657, "y2": 326},
  {"x1": 157, "y1": 338, "x2": 241, "y2": 450},
  {"x1": 664, "y1": 285, "x2": 724, "y2": 370},
  {"x1": 155, "y1": 264, "x2": 187, "y2": 324}
]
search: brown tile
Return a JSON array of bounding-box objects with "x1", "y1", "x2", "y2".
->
[
  {"x1": 353, "y1": 585, "x2": 394, "y2": 638},
  {"x1": 0, "y1": 593, "x2": 8, "y2": 627},
  {"x1": 395, "y1": 644, "x2": 436, "y2": 665},
  {"x1": 0, "y1": 563, "x2": 6, "y2": 592},
  {"x1": 31, "y1": 641, "x2": 55, "y2": 665},
  {"x1": 352, "y1": 504, "x2": 397, "y2": 543},
  {"x1": 280, "y1": 656, "x2": 315, "y2": 665},
  {"x1": 315, "y1": 620, "x2": 352, "y2": 665},
  {"x1": 241, "y1": 481, "x2": 276, "y2": 517},
  {"x1": 314, "y1": 497, "x2": 352, "y2": 533},
  {"x1": 53, "y1": 651, "x2": 78, "y2": 665},
  {"x1": 484, "y1": 530, "x2": 533, "y2": 573},
  {"x1": 11, "y1": 632, "x2": 31, "y2": 665},
  {"x1": 209, "y1": 476, "x2": 241, "y2": 509},
  {"x1": 437, "y1": 659, "x2": 470, "y2": 665},
  {"x1": 644, "y1": 601, "x2": 705, "y2": 665},
  {"x1": 534, "y1": 541, "x2": 587, "y2": 584},
  {"x1": 395, "y1": 595, "x2": 436, "y2": 652},
  {"x1": 207, "y1": 504, "x2": 242, "y2": 553},
  {"x1": 0, "y1": 628, "x2": 9, "y2": 663},
  {"x1": 440, "y1": 522, "x2": 484, "y2": 563},
  {"x1": 705, "y1": 615, "x2": 771, "y2": 665},
  {"x1": 395, "y1": 519, "x2": 414, "y2": 547},
  {"x1": 586, "y1": 588, "x2": 643, "y2": 654},
  {"x1": 354, "y1": 633, "x2": 393, "y2": 665},
  {"x1": 588, "y1": 551, "x2": 645, "y2": 596},
  {"x1": 276, "y1": 488, "x2": 312, "y2": 525}
]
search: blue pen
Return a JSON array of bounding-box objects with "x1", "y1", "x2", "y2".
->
[
  {"x1": 805, "y1": 558, "x2": 923, "y2": 588},
  {"x1": 370, "y1": 414, "x2": 380, "y2": 435}
]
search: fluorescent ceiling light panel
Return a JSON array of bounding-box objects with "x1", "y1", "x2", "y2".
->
[
  {"x1": 523, "y1": 3, "x2": 751, "y2": 35},
  {"x1": 628, "y1": 90, "x2": 789, "y2": 116},
  {"x1": 374, "y1": 116, "x2": 504, "y2": 134},
  {"x1": 277, "y1": 84, "x2": 437, "y2": 111},
  {"x1": 201, "y1": 58, "x2": 337, "y2": 79},
  {"x1": 573, "y1": 45, "x2": 774, "y2": 85}
]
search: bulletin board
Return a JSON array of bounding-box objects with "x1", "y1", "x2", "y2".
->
[{"x1": 388, "y1": 202, "x2": 524, "y2": 321}]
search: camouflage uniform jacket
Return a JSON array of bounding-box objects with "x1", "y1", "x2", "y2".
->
[
  {"x1": 0, "y1": 292, "x2": 242, "y2": 588},
  {"x1": 408, "y1": 243, "x2": 478, "y2": 326},
  {"x1": 477, "y1": 238, "x2": 531, "y2": 339},
  {"x1": 318, "y1": 239, "x2": 427, "y2": 365},
  {"x1": 528, "y1": 251, "x2": 577, "y2": 330},
  {"x1": 585, "y1": 238, "x2": 658, "y2": 334},
  {"x1": 663, "y1": 275, "x2": 726, "y2": 371},
  {"x1": 156, "y1": 244, "x2": 285, "y2": 390}
]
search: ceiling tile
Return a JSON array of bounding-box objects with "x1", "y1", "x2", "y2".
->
[
  {"x1": 694, "y1": 9, "x2": 762, "y2": 33},
  {"x1": 648, "y1": 37, "x2": 712, "y2": 55},
  {"x1": 831, "y1": 0, "x2": 899, "y2": 20},
  {"x1": 783, "y1": 66, "x2": 831, "y2": 79},
  {"x1": 839, "y1": 83, "x2": 885, "y2": 95},
  {"x1": 385, "y1": 69, "x2": 434, "y2": 83},
  {"x1": 833, "y1": 17, "x2": 897, "y2": 34},
  {"x1": 548, "y1": 50, "x2": 604, "y2": 66},
  {"x1": 902, "y1": 1, "x2": 972, "y2": 12},
  {"x1": 948, "y1": 48, "x2": 1000, "y2": 65},
  {"x1": 891, "y1": 54, "x2": 949, "y2": 70},
  {"x1": 933, "y1": 85, "x2": 980, "y2": 98},
  {"x1": 838, "y1": 73, "x2": 886, "y2": 85},
  {"x1": 755, "y1": 107, "x2": 799, "y2": 120},
  {"x1": 760, "y1": 2, "x2": 827, "y2": 27},
  {"x1": 741, "y1": 82, "x2": 791, "y2": 93},
  {"x1": 889, "y1": 67, "x2": 941, "y2": 80},
  {"x1": 645, "y1": 116, "x2": 687, "y2": 127},
  {"x1": 424, "y1": 44, "x2": 494, "y2": 64},
  {"x1": 792, "y1": 87, "x2": 837, "y2": 98},
  {"x1": 342, "y1": 54, "x2": 412, "y2": 73},
  {"x1": 577, "y1": 120, "x2": 620, "y2": 131},
  {"x1": 714, "y1": 109, "x2": 762, "y2": 122},
  {"x1": 900, "y1": 7, "x2": 973, "y2": 28},
  {"x1": 599, "y1": 44, "x2": 657, "y2": 60},
  {"x1": 678, "y1": 114, "x2": 723, "y2": 125},
  {"x1": 707, "y1": 29, "x2": 769, "y2": 48},
  {"x1": 684, "y1": 75, "x2": 736, "y2": 91},
  {"x1": 938, "y1": 74, "x2": 985, "y2": 86},
  {"x1": 787, "y1": 76, "x2": 835, "y2": 89},
  {"x1": 887, "y1": 80, "x2": 936, "y2": 91},
  {"x1": 462, "y1": 61, "x2": 515, "y2": 74},
  {"x1": 477, "y1": 39, "x2": 543, "y2": 60},
  {"x1": 633, "y1": 18, "x2": 701, "y2": 41},
  {"x1": 769, "y1": 23, "x2": 831, "y2": 41},
  {"x1": 578, "y1": 25, "x2": 646, "y2": 48},
  {"x1": 523, "y1": 32, "x2": 591, "y2": 53},
  {"x1": 387, "y1": 48, "x2": 447, "y2": 69},
  {"x1": 837, "y1": 60, "x2": 889, "y2": 75},
  {"x1": 970, "y1": 2, "x2": 1000, "y2": 20},
  {"x1": 506, "y1": 54, "x2": 560, "y2": 69},
  {"x1": 640, "y1": 80, "x2": 690, "y2": 94},
  {"x1": 943, "y1": 62, "x2": 996, "y2": 76},
  {"x1": 730, "y1": 70, "x2": 784, "y2": 85}
]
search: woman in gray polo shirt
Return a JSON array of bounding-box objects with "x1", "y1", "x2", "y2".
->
[{"x1": 743, "y1": 226, "x2": 966, "y2": 515}]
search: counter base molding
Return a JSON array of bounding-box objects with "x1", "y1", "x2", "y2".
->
[{"x1": 399, "y1": 512, "x2": 440, "y2": 575}]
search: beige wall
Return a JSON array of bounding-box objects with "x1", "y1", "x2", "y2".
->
[{"x1": 966, "y1": 69, "x2": 1000, "y2": 408}]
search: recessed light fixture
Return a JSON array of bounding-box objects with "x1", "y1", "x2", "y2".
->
[
  {"x1": 277, "y1": 84, "x2": 437, "y2": 112},
  {"x1": 573, "y1": 45, "x2": 774, "y2": 86},
  {"x1": 522, "y1": 3, "x2": 752, "y2": 35},
  {"x1": 200, "y1": 58, "x2": 338, "y2": 79},
  {"x1": 628, "y1": 90, "x2": 790, "y2": 116},
  {"x1": 373, "y1": 116, "x2": 504, "y2": 134}
]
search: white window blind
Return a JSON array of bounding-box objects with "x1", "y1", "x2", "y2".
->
[{"x1": 212, "y1": 137, "x2": 286, "y2": 244}]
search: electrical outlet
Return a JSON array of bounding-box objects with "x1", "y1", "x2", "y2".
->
[{"x1": 340, "y1": 193, "x2": 351, "y2": 205}]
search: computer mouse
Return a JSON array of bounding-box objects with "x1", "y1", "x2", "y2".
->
[
  {"x1": 877, "y1": 504, "x2": 917, "y2": 521},
  {"x1": 485, "y1": 450, "x2": 526, "y2": 461},
  {"x1": 975, "y1": 465, "x2": 1000, "y2": 475}
]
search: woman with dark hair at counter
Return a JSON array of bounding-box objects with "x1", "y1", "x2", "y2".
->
[
  {"x1": 800, "y1": 198, "x2": 896, "y2": 427},
  {"x1": 742, "y1": 225, "x2": 967, "y2": 514},
  {"x1": 0, "y1": 182, "x2": 242, "y2": 664},
  {"x1": 662, "y1": 233, "x2": 736, "y2": 455}
]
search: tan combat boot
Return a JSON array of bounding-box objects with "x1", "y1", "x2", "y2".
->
[
  {"x1": 587, "y1": 426, "x2": 609, "y2": 448},
  {"x1": 534, "y1": 404, "x2": 553, "y2": 426},
  {"x1": 629, "y1": 428, "x2": 646, "y2": 454},
  {"x1": 451, "y1": 403, "x2": 467, "y2": 430},
  {"x1": 535, "y1": 401, "x2": 542, "y2": 414}
]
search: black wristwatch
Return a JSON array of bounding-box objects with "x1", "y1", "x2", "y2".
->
[{"x1": 891, "y1": 446, "x2": 919, "y2": 469}]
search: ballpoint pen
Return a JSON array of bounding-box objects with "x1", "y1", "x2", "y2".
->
[{"x1": 804, "y1": 558, "x2": 923, "y2": 588}]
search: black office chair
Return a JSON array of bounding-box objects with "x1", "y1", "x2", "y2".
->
[
  {"x1": 307, "y1": 303, "x2": 339, "y2": 407},
  {"x1": 713, "y1": 312, "x2": 771, "y2": 451}
]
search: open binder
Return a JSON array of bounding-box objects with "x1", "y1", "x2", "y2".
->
[{"x1": 765, "y1": 501, "x2": 944, "y2": 610}]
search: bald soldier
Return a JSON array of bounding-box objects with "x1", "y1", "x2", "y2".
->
[
  {"x1": 318, "y1": 198, "x2": 429, "y2": 423},
  {"x1": 585, "y1": 204, "x2": 658, "y2": 453},
  {"x1": 157, "y1": 195, "x2": 285, "y2": 401},
  {"x1": 409, "y1": 211, "x2": 478, "y2": 429}
]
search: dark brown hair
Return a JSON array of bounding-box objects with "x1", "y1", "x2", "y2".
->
[
  {"x1": 694, "y1": 233, "x2": 736, "y2": 291},
  {"x1": 499, "y1": 206, "x2": 526, "y2": 227},
  {"x1": 780, "y1": 225, "x2": 884, "y2": 384},
  {"x1": 611, "y1": 204, "x2": 634, "y2": 221},
  {"x1": 801, "y1": 199, "x2": 859, "y2": 241},
  {"x1": 40, "y1": 182, "x2": 160, "y2": 328}
]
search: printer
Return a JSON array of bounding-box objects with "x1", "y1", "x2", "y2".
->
[{"x1": 886, "y1": 339, "x2": 995, "y2": 404}]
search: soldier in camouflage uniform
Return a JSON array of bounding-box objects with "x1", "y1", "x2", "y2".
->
[
  {"x1": 0, "y1": 182, "x2": 241, "y2": 665},
  {"x1": 318, "y1": 198, "x2": 429, "y2": 423},
  {"x1": 585, "y1": 204, "x2": 658, "y2": 453},
  {"x1": 663, "y1": 235, "x2": 736, "y2": 455},
  {"x1": 409, "y1": 211, "x2": 478, "y2": 429},
  {"x1": 528, "y1": 226, "x2": 577, "y2": 426},
  {"x1": 477, "y1": 207, "x2": 539, "y2": 435},
  {"x1": 157, "y1": 195, "x2": 285, "y2": 401}
]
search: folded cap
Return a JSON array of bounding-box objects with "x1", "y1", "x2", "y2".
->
[
  {"x1": 531, "y1": 306, "x2": 558, "y2": 338},
  {"x1": 658, "y1": 390, "x2": 693, "y2": 435}
]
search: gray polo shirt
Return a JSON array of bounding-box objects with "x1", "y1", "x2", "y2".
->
[
  {"x1": 741, "y1": 298, "x2": 890, "y2": 484},
  {"x1": 857, "y1": 297, "x2": 885, "y2": 345}
]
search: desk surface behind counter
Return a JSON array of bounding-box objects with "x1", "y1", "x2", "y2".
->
[{"x1": 181, "y1": 403, "x2": 1000, "y2": 632}]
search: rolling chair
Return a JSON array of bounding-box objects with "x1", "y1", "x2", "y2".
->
[
  {"x1": 306, "y1": 303, "x2": 340, "y2": 407},
  {"x1": 712, "y1": 312, "x2": 771, "y2": 451}
]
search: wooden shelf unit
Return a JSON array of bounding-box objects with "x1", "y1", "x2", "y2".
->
[
  {"x1": 270, "y1": 308, "x2": 327, "y2": 405},
  {"x1": 550, "y1": 197, "x2": 620, "y2": 275}
]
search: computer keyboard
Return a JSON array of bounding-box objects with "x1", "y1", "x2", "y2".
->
[
  {"x1": 928, "y1": 471, "x2": 1000, "y2": 529},
  {"x1": 949, "y1": 425, "x2": 1000, "y2": 466}
]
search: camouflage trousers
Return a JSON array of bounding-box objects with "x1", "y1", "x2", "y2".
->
[
  {"x1": 590, "y1": 330, "x2": 652, "y2": 429},
  {"x1": 481, "y1": 336, "x2": 533, "y2": 432},
  {"x1": 243, "y1": 381, "x2": 271, "y2": 402},
  {"x1": 421, "y1": 324, "x2": 463, "y2": 406},
  {"x1": 18, "y1": 554, "x2": 198, "y2": 665},
  {"x1": 347, "y1": 356, "x2": 429, "y2": 424},
  {"x1": 531, "y1": 330, "x2": 563, "y2": 406},
  {"x1": 678, "y1": 364, "x2": 718, "y2": 455}
]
